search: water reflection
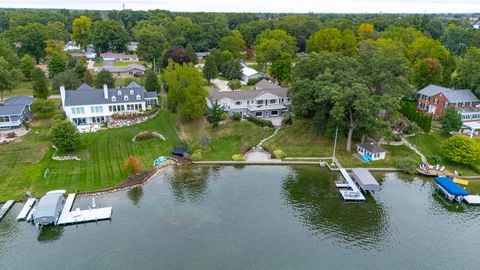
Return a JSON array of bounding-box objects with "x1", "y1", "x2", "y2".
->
[
  {"x1": 282, "y1": 166, "x2": 387, "y2": 248},
  {"x1": 127, "y1": 186, "x2": 144, "y2": 206},
  {"x1": 37, "y1": 226, "x2": 64, "y2": 243},
  {"x1": 167, "y1": 166, "x2": 218, "y2": 202}
]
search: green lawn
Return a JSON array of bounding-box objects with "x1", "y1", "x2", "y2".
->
[
  {"x1": 0, "y1": 111, "x2": 179, "y2": 200},
  {"x1": 180, "y1": 118, "x2": 274, "y2": 160},
  {"x1": 265, "y1": 118, "x2": 420, "y2": 168},
  {"x1": 406, "y1": 130, "x2": 480, "y2": 176}
]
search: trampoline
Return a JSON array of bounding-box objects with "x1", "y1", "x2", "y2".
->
[{"x1": 172, "y1": 141, "x2": 189, "y2": 156}]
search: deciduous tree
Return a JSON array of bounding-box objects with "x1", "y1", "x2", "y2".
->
[
  {"x1": 19, "y1": 54, "x2": 36, "y2": 79},
  {"x1": 442, "y1": 135, "x2": 480, "y2": 165},
  {"x1": 71, "y1": 16, "x2": 92, "y2": 49},
  {"x1": 439, "y1": 106, "x2": 462, "y2": 134},
  {"x1": 270, "y1": 52, "x2": 292, "y2": 84},
  {"x1": 32, "y1": 67, "x2": 49, "y2": 99},
  {"x1": 94, "y1": 69, "x2": 115, "y2": 88},
  {"x1": 50, "y1": 120, "x2": 81, "y2": 151},
  {"x1": 144, "y1": 69, "x2": 159, "y2": 92}
]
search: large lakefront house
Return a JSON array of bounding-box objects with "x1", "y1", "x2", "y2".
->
[
  {"x1": 417, "y1": 84, "x2": 479, "y2": 117},
  {"x1": 60, "y1": 82, "x2": 158, "y2": 127},
  {"x1": 207, "y1": 79, "x2": 290, "y2": 118},
  {"x1": 0, "y1": 96, "x2": 33, "y2": 129}
]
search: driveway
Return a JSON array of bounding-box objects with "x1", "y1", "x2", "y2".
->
[{"x1": 211, "y1": 79, "x2": 232, "y2": 92}]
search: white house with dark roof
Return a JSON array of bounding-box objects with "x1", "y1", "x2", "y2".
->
[
  {"x1": 60, "y1": 82, "x2": 158, "y2": 127},
  {"x1": 240, "y1": 63, "x2": 264, "y2": 83},
  {"x1": 207, "y1": 79, "x2": 290, "y2": 118},
  {"x1": 97, "y1": 64, "x2": 146, "y2": 77},
  {"x1": 100, "y1": 52, "x2": 139, "y2": 62},
  {"x1": 0, "y1": 96, "x2": 33, "y2": 129},
  {"x1": 357, "y1": 142, "x2": 386, "y2": 161}
]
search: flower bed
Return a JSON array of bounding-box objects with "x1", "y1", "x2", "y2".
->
[{"x1": 132, "y1": 131, "x2": 166, "y2": 142}]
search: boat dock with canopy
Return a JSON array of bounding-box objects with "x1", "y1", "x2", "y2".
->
[
  {"x1": 434, "y1": 177, "x2": 468, "y2": 202},
  {"x1": 351, "y1": 168, "x2": 380, "y2": 193}
]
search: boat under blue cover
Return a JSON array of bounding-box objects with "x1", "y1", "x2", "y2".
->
[{"x1": 434, "y1": 177, "x2": 468, "y2": 196}]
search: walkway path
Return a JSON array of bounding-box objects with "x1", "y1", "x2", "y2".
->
[
  {"x1": 401, "y1": 136, "x2": 427, "y2": 163},
  {"x1": 256, "y1": 127, "x2": 280, "y2": 148}
]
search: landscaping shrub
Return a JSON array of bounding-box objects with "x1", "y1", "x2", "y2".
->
[
  {"x1": 232, "y1": 154, "x2": 246, "y2": 161},
  {"x1": 247, "y1": 116, "x2": 274, "y2": 128},
  {"x1": 405, "y1": 121, "x2": 420, "y2": 135},
  {"x1": 247, "y1": 77, "x2": 263, "y2": 86},
  {"x1": 399, "y1": 101, "x2": 432, "y2": 132},
  {"x1": 124, "y1": 155, "x2": 142, "y2": 175},
  {"x1": 274, "y1": 149, "x2": 286, "y2": 160},
  {"x1": 427, "y1": 155, "x2": 442, "y2": 164},
  {"x1": 231, "y1": 112, "x2": 241, "y2": 121},
  {"x1": 395, "y1": 159, "x2": 417, "y2": 175},
  {"x1": 282, "y1": 112, "x2": 293, "y2": 126},
  {"x1": 22, "y1": 121, "x2": 30, "y2": 130},
  {"x1": 442, "y1": 135, "x2": 480, "y2": 165},
  {"x1": 135, "y1": 131, "x2": 161, "y2": 141},
  {"x1": 50, "y1": 120, "x2": 80, "y2": 151},
  {"x1": 191, "y1": 150, "x2": 203, "y2": 161}
]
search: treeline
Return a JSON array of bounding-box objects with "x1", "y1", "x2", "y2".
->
[{"x1": 399, "y1": 101, "x2": 432, "y2": 132}]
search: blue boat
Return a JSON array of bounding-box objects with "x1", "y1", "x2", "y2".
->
[{"x1": 434, "y1": 177, "x2": 468, "y2": 202}]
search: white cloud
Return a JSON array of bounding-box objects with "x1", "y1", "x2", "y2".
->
[{"x1": 0, "y1": 0, "x2": 478, "y2": 13}]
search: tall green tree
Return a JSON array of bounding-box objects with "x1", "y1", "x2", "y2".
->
[
  {"x1": 203, "y1": 55, "x2": 218, "y2": 83},
  {"x1": 163, "y1": 62, "x2": 208, "y2": 120},
  {"x1": 47, "y1": 52, "x2": 67, "y2": 78},
  {"x1": 94, "y1": 69, "x2": 115, "y2": 88},
  {"x1": 92, "y1": 19, "x2": 129, "y2": 53},
  {"x1": 455, "y1": 47, "x2": 480, "y2": 96},
  {"x1": 306, "y1": 28, "x2": 357, "y2": 56},
  {"x1": 185, "y1": 43, "x2": 197, "y2": 65},
  {"x1": 32, "y1": 67, "x2": 49, "y2": 99},
  {"x1": 442, "y1": 135, "x2": 480, "y2": 165},
  {"x1": 0, "y1": 69, "x2": 14, "y2": 101},
  {"x1": 134, "y1": 23, "x2": 168, "y2": 65},
  {"x1": 255, "y1": 29, "x2": 296, "y2": 68},
  {"x1": 19, "y1": 54, "x2": 36, "y2": 79},
  {"x1": 413, "y1": 57, "x2": 443, "y2": 89},
  {"x1": 144, "y1": 69, "x2": 159, "y2": 92},
  {"x1": 50, "y1": 120, "x2": 81, "y2": 151},
  {"x1": 439, "y1": 106, "x2": 462, "y2": 134},
  {"x1": 51, "y1": 70, "x2": 81, "y2": 91},
  {"x1": 206, "y1": 102, "x2": 225, "y2": 128},
  {"x1": 71, "y1": 15, "x2": 92, "y2": 49},
  {"x1": 270, "y1": 52, "x2": 292, "y2": 84},
  {"x1": 219, "y1": 30, "x2": 247, "y2": 58},
  {"x1": 8, "y1": 23, "x2": 48, "y2": 63}
]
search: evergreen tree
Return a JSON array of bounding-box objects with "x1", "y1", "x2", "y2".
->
[
  {"x1": 31, "y1": 67, "x2": 49, "y2": 99},
  {"x1": 185, "y1": 43, "x2": 197, "y2": 65},
  {"x1": 206, "y1": 102, "x2": 225, "y2": 128},
  {"x1": 144, "y1": 69, "x2": 159, "y2": 91}
]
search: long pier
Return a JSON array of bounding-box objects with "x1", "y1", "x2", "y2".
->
[
  {"x1": 0, "y1": 200, "x2": 15, "y2": 221},
  {"x1": 16, "y1": 198, "x2": 36, "y2": 221},
  {"x1": 56, "y1": 194, "x2": 112, "y2": 225},
  {"x1": 337, "y1": 169, "x2": 366, "y2": 201}
]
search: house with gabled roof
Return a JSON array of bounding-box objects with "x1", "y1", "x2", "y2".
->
[
  {"x1": 0, "y1": 96, "x2": 33, "y2": 129},
  {"x1": 207, "y1": 79, "x2": 290, "y2": 118},
  {"x1": 60, "y1": 82, "x2": 158, "y2": 127},
  {"x1": 100, "y1": 52, "x2": 139, "y2": 62},
  {"x1": 417, "y1": 84, "x2": 479, "y2": 117},
  {"x1": 97, "y1": 64, "x2": 146, "y2": 77}
]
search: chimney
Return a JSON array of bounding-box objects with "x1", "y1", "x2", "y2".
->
[
  {"x1": 103, "y1": 84, "x2": 108, "y2": 99},
  {"x1": 60, "y1": 85, "x2": 65, "y2": 105}
]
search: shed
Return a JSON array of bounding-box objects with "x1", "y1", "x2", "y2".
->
[
  {"x1": 357, "y1": 142, "x2": 386, "y2": 161},
  {"x1": 33, "y1": 190, "x2": 65, "y2": 226},
  {"x1": 351, "y1": 168, "x2": 380, "y2": 192}
]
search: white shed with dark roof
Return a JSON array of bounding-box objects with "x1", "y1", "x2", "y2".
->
[{"x1": 357, "y1": 142, "x2": 386, "y2": 161}]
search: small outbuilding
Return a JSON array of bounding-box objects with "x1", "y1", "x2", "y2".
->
[
  {"x1": 33, "y1": 190, "x2": 65, "y2": 226},
  {"x1": 351, "y1": 168, "x2": 380, "y2": 193},
  {"x1": 357, "y1": 142, "x2": 386, "y2": 162}
]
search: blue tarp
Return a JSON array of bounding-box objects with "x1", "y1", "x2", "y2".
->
[{"x1": 434, "y1": 177, "x2": 469, "y2": 196}]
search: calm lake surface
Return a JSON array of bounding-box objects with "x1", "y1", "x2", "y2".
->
[{"x1": 1, "y1": 166, "x2": 480, "y2": 270}]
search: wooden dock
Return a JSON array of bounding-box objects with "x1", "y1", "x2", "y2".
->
[
  {"x1": 16, "y1": 198, "x2": 36, "y2": 221},
  {"x1": 56, "y1": 194, "x2": 112, "y2": 225},
  {"x1": 0, "y1": 200, "x2": 15, "y2": 221},
  {"x1": 337, "y1": 169, "x2": 366, "y2": 201}
]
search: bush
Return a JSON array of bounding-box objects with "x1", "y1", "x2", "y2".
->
[
  {"x1": 282, "y1": 112, "x2": 293, "y2": 126},
  {"x1": 427, "y1": 155, "x2": 442, "y2": 164},
  {"x1": 442, "y1": 135, "x2": 480, "y2": 165},
  {"x1": 231, "y1": 112, "x2": 242, "y2": 121},
  {"x1": 51, "y1": 112, "x2": 66, "y2": 126},
  {"x1": 135, "y1": 131, "x2": 160, "y2": 141},
  {"x1": 23, "y1": 121, "x2": 30, "y2": 130},
  {"x1": 232, "y1": 154, "x2": 246, "y2": 161},
  {"x1": 191, "y1": 150, "x2": 203, "y2": 161},
  {"x1": 405, "y1": 121, "x2": 420, "y2": 135},
  {"x1": 50, "y1": 120, "x2": 80, "y2": 151},
  {"x1": 247, "y1": 77, "x2": 263, "y2": 86},
  {"x1": 124, "y1": 155, "x2": 142, "y2": 175},
  {"x1": 392, "y1": 134, "x2": 402, "y2": 142},
  {"x1": 395, "y1": 159, "x2": 417, "y2": 175},
  {"x1": 273, "y1": 149, "x2": 286, "y2": 160},
  {"x1": 247, "y1": 116, "x2": 274, "y2": 128}
]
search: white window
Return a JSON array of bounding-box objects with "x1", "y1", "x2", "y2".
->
[
  {"x1": 73, "y1": 107, "x2": 84, "y2": 114},
  {"x1": 124, "y1": 95, "x2": 129, "y2": 101},
  {"x1": 71, "y1": 108, "x2": 76, "y2": 115},
  {"x1": 269, "y1": 99, "x2": 277, "y2": 104},
  {"x1": 130, "y1": 90, "x2": 134, "y2": 95},
  {"x1": 112, "y1": 96, "x2": 116, "y2": 102},
  {"x1": 234, "y1": 101, "x2": 242, "y2": 105},
  {"x1": 117, "y1": 90, "x2": 122, "y2": 96},
  {"x1": 136, "y1": 95, "x2": 141, "y2": 101}
]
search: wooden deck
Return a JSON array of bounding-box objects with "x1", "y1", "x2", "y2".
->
[
  {"x1": 338, "y1": 169, "x2": 366, "y2": 201},
  {"x1": 56, "y1": 194, "x2": 112, "y2": 225},
  {"x1": 16, "y1": 198, "x2": 36, "y2": 221},
  {"x1": 0, "y1": 200, "x2": 15, "y2": 221},
  {"x1": 416, "y1": 168, "x2": 451, "y2": 177}
]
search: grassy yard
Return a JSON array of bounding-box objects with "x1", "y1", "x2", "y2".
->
[
  {"x1": 265, "y1": 119, "x2": 420, "y2": 168},
  {"x1": 0, "y1": 111, "x2": 179, "y2": 200},
  {"x1": 179, "y1": 117, "x2": 274, "y2": 160},
  {"x1": 4, "y1": 80, "x2": 34, "y2": 98},
  {"x1": 406, "y1": 130, "x2": 480, "y2": 176}
]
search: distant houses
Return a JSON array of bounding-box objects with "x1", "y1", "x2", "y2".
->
[
  {"x1": 60, "y1": 82, "x2": 158, "y2": 128},
  {"x1": 98, "y1": 64, "x2": 146, "y2": 77},
  {"x1": 416, "y1": 84, "x2": 479, "y2": 117},
  {"x1": 207, "y1": 79, "x2": 289, "y2": 118},
  {"x1": 240, "y1": 63, "x2": 264, "y2": 83},
  {"x1": 127, "y1": 42, "x2": 138, "y2": 52},
  {"x1": 100, "y1": 52, "x2": 139, "y2": 62},
  {"x1": 0, "y1": 96, "x2": 33, "y2": 129},
  {"x1": 64, "y1": 41, "x2": 81, "y2": 52}
]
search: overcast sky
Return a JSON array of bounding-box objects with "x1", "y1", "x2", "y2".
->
[{"x1": 0, "y1": 0, "x2": 478, "y2": 13}]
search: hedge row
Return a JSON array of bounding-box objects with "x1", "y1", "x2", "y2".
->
[
  {"x1": 400, "y1": 101, "x2": 432, "y2": 132},
  {"x1": 247, "y1": 116, "x2": 274, "y2": 128}
]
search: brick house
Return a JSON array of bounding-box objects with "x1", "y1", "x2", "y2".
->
[{"x1": 416, "y1": 84, "x2": 479, "y2": 117}]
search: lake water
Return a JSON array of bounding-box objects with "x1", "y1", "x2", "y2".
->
[{"x1": 1, "y1": 166, "x2": 480, "y2": 270}]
